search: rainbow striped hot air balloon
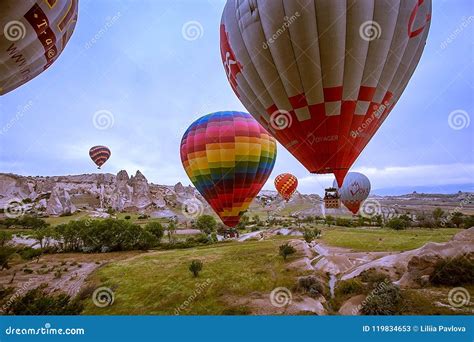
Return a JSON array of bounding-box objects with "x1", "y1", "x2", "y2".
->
[
  {"x1": 89, "y1": 145, "x2": 111, "y2": 169},
  {"x1": 180, "y1": 111, "x2": 277, "y2": 227}
]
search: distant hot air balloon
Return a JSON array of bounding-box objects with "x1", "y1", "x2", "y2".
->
[
  {"x1": 89, "y1": 146, "x2": 111, "y2": 169},
  {"x1": 274, "y1": 173, "x2": 298, "y2": 202},
  {"x1": 333, "y1": 172, "x2": 371, "y2": 214},
  {"x1": 0, "y1": 0, "x2": 78, "y2": 95},
  {"x1": 220, "y1": 0, "x2": 431, "y2": 186},
  {"x1": 180, "y1": 111, "x2": 277, "y2": 227}
]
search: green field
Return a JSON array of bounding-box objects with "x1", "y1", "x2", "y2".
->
[
  {"x1": 82, "y1": 236, "x2": 305, "y2": 315},
  {"x1": 319, "y1": 226, "x2": 461, "y2": 251}
]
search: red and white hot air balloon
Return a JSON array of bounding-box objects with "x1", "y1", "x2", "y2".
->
[
  {"x1": 0, "y1": 0, "x2": 78, "y2": 95},
  {"x1": 333, "y1": 172, "x2": 371, "y2": 214},
  {"x1": 220, "y1": 0, "x2": 431, "y2": 186}
]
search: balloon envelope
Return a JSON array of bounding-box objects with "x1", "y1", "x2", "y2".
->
[
  {"x1": 89, "y1": 146, "x2": 111, "y2": 169},
  {"x1": 274, "y1": 173, "x2": 298, "y2": 202},
  {"x1": 180, "y1": 111, "x2": 277, "y2": 227},
  {"x1": 220, "y1": 0, "x2": 431, "y2": 186},
  {"x1": 333, "y1": 172, "x2": 371, "y2": 214},
  {"x1": 0, "y1": 0, "x2": 78, "y2": 95}
]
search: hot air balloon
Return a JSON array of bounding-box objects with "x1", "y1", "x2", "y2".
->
[
  {"x1": 180, "y1": 111, "x2": 277, "y2": 227},
  {"x1": 220, "y1": 0, "x2": 431, "y2": 186},
  {"x1": 333, "y1": 172, "x2": 371, "y2": 214},
  {"x1": 89, "y1": 146, "x2": 111, "y2": 169},
  {"x1": 0, "y1": 0, "x2": 78, "y2": 95},
  {"x1": 274, "y1": 173, "x2": 298, "y2": 202}
]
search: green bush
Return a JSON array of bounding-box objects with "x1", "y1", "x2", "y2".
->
[
  {"x1": 335, "y1": 217, "x2": 352, "y2": 227},
  {"x1": 359, "y1": 269, "x2": 389, "y2": 287},
  {"x1": 196, "y1": 215, "x2": 217, "y2": 234},
  {"x1": 303, "y1": 228, "x2": 321, "y2": 243},
  {"x1": 386, "y1": 217, "x2": 408, "y2": 230},
  {"x1": 189, "y1": 259, "x2": 203, "y2": 277},
  {"x1": 296, "y1": 276, "x2": 325, "y2": 297},
  {"x1": 279, "y1": 243, "x2": 296, "y2": 260},
  {"x1": 335, "y1": 278, "x2": 365, "y2": 297},
  {"x1": 430, "y1": 255, "x2": 474, "y2": 286},
  {"x1": 124, "y1": 215, "x2": 131, "y2": 220},
  {"x1": 4, "y1": 286, "x2": 83, "y2": 315},
  {"x1": 145, "y1": 222, "x2": 164, "y2": 242},
  {"x1": 360, "y1": 282, "x2": 402, "y2": 315}
]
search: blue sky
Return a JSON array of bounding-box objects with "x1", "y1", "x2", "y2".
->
[{"x1": 0, "y1": 0, "x2": 473, "y2": 195}]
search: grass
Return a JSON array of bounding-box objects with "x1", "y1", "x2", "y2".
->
[
  {"x1": 81, "y1": 237, "x2": 304, "y2": 315},
  {"x1": 319, "y1": 226, "x2": 461, "y2": 252},
  {"x1": 43, "y1": 211, "x2": 89, "y2": 225}
]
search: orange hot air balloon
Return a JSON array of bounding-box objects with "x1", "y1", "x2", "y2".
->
[
  {"x1": 220, "y1": 0, "x2": 431, "y2": 186},
  {"x1": 274, "y1": 173, "x2": 298, "y2": 202},
  {"x1": 89, "y1": 146, "x2": 111, "y2": 169},
  {"x1": 0, "y1": 0, "x2": 78, "y2": 95}
]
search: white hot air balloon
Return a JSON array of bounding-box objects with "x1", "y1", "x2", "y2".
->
[
  {"x1": 0, "y1": 0, "x2": 78, "y2": 95},
  {"x1": 220, "y1": 0, "x2": 431, "y2": 186},
  {"x1": 333, "y1": 172, "x2": 371, "y2": 214}
]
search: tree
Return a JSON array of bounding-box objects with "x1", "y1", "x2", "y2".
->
[
  {"x1": 195, "y1": 215, "x2": 217, "y2": 235},
  {"x1": 325, "y1": 215, "x2": 335, "y2": 227},
  {"x1": 463, "y1": 215, "x2": 474, "y2": 229},
  {"x1": 252, "y1": 214, "x2": 261, "y2": 226},
  {"x1": 0, "y1": 231, "x2": 12, "y2": 247},
  {"x1": 279, "y1": 243, "x2": 296, "y2": 260},
  {"x1": 303, "y1": 228, "x2": 320, "y2": 243},
  {"x1": 450, "y1": 212, "x2": 464, "y2": 228},
  {"x1": 0, "y1": 247, "x2": 16, "y2": 270},
  {"x1": 145, "y1": 222, "x2": 164, "y2": 242},
  {"x1": 386, "y1": 217, "x2": 407, "y2": 230},
  {"x1": 167, "y1": 221, "x2": 177, "y2": 243},
  {"x1": 432, "y1": 208, "x2": 445, "y2": 226},
  {"x1": 189, "y1": 259, "x2": 203, "y2": 277}
]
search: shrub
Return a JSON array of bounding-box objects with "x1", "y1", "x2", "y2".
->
[
  {"x1": 335, "y1": 217, "x2": 352, "y2": 227},
  {"x1": 4, "y1": 286, "x2": 83, "y2": 315},
  {"x1": 303, "y1": 228, "x2": 321, "y2": 243},
  {"x1": 296, "y1": 276, "x2": 325, "y2": 297},
  {"x1": 335, "y1": 278, "x2": 365, "y2": 297},
  {"x1": 359, "y1": 269, "x2": 389, "y2": 287},
  {"x1": 137, "y1": 214, "x2": 149, "y2": 220},
  {"x1": 279, "y1": 243, "x2": 296, "y2": 260},
  {"x1": 145, "y1": 222, "x2": 164, "y2": 242},
  {"x1": 124, "y1": 215, "x2": 131, "y2": 220},
  {"x1": 0, "y1": 247, "x2": 16, "y2": 270},
  {"x1": 189, "y1": 259, "x2": 203, "y2": 277},
  {"x1": 0, "y1": 231, "x2": 12, "y2": 247},
  {"x1": 386, "y1": 217, "x2": 408, "y2": 230},
  {"x1": 196, "y1": 215, "x2": 217, "y2": 234},
  {"x1": 360, "y1": 282, "x2": 402, "y2": 315},
  {"x1": 18, "y1": 247, "x2": 42, "y2": 261},
  {"x1": 429, "y1": 255, "x2": 474, "y2": 286}
]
